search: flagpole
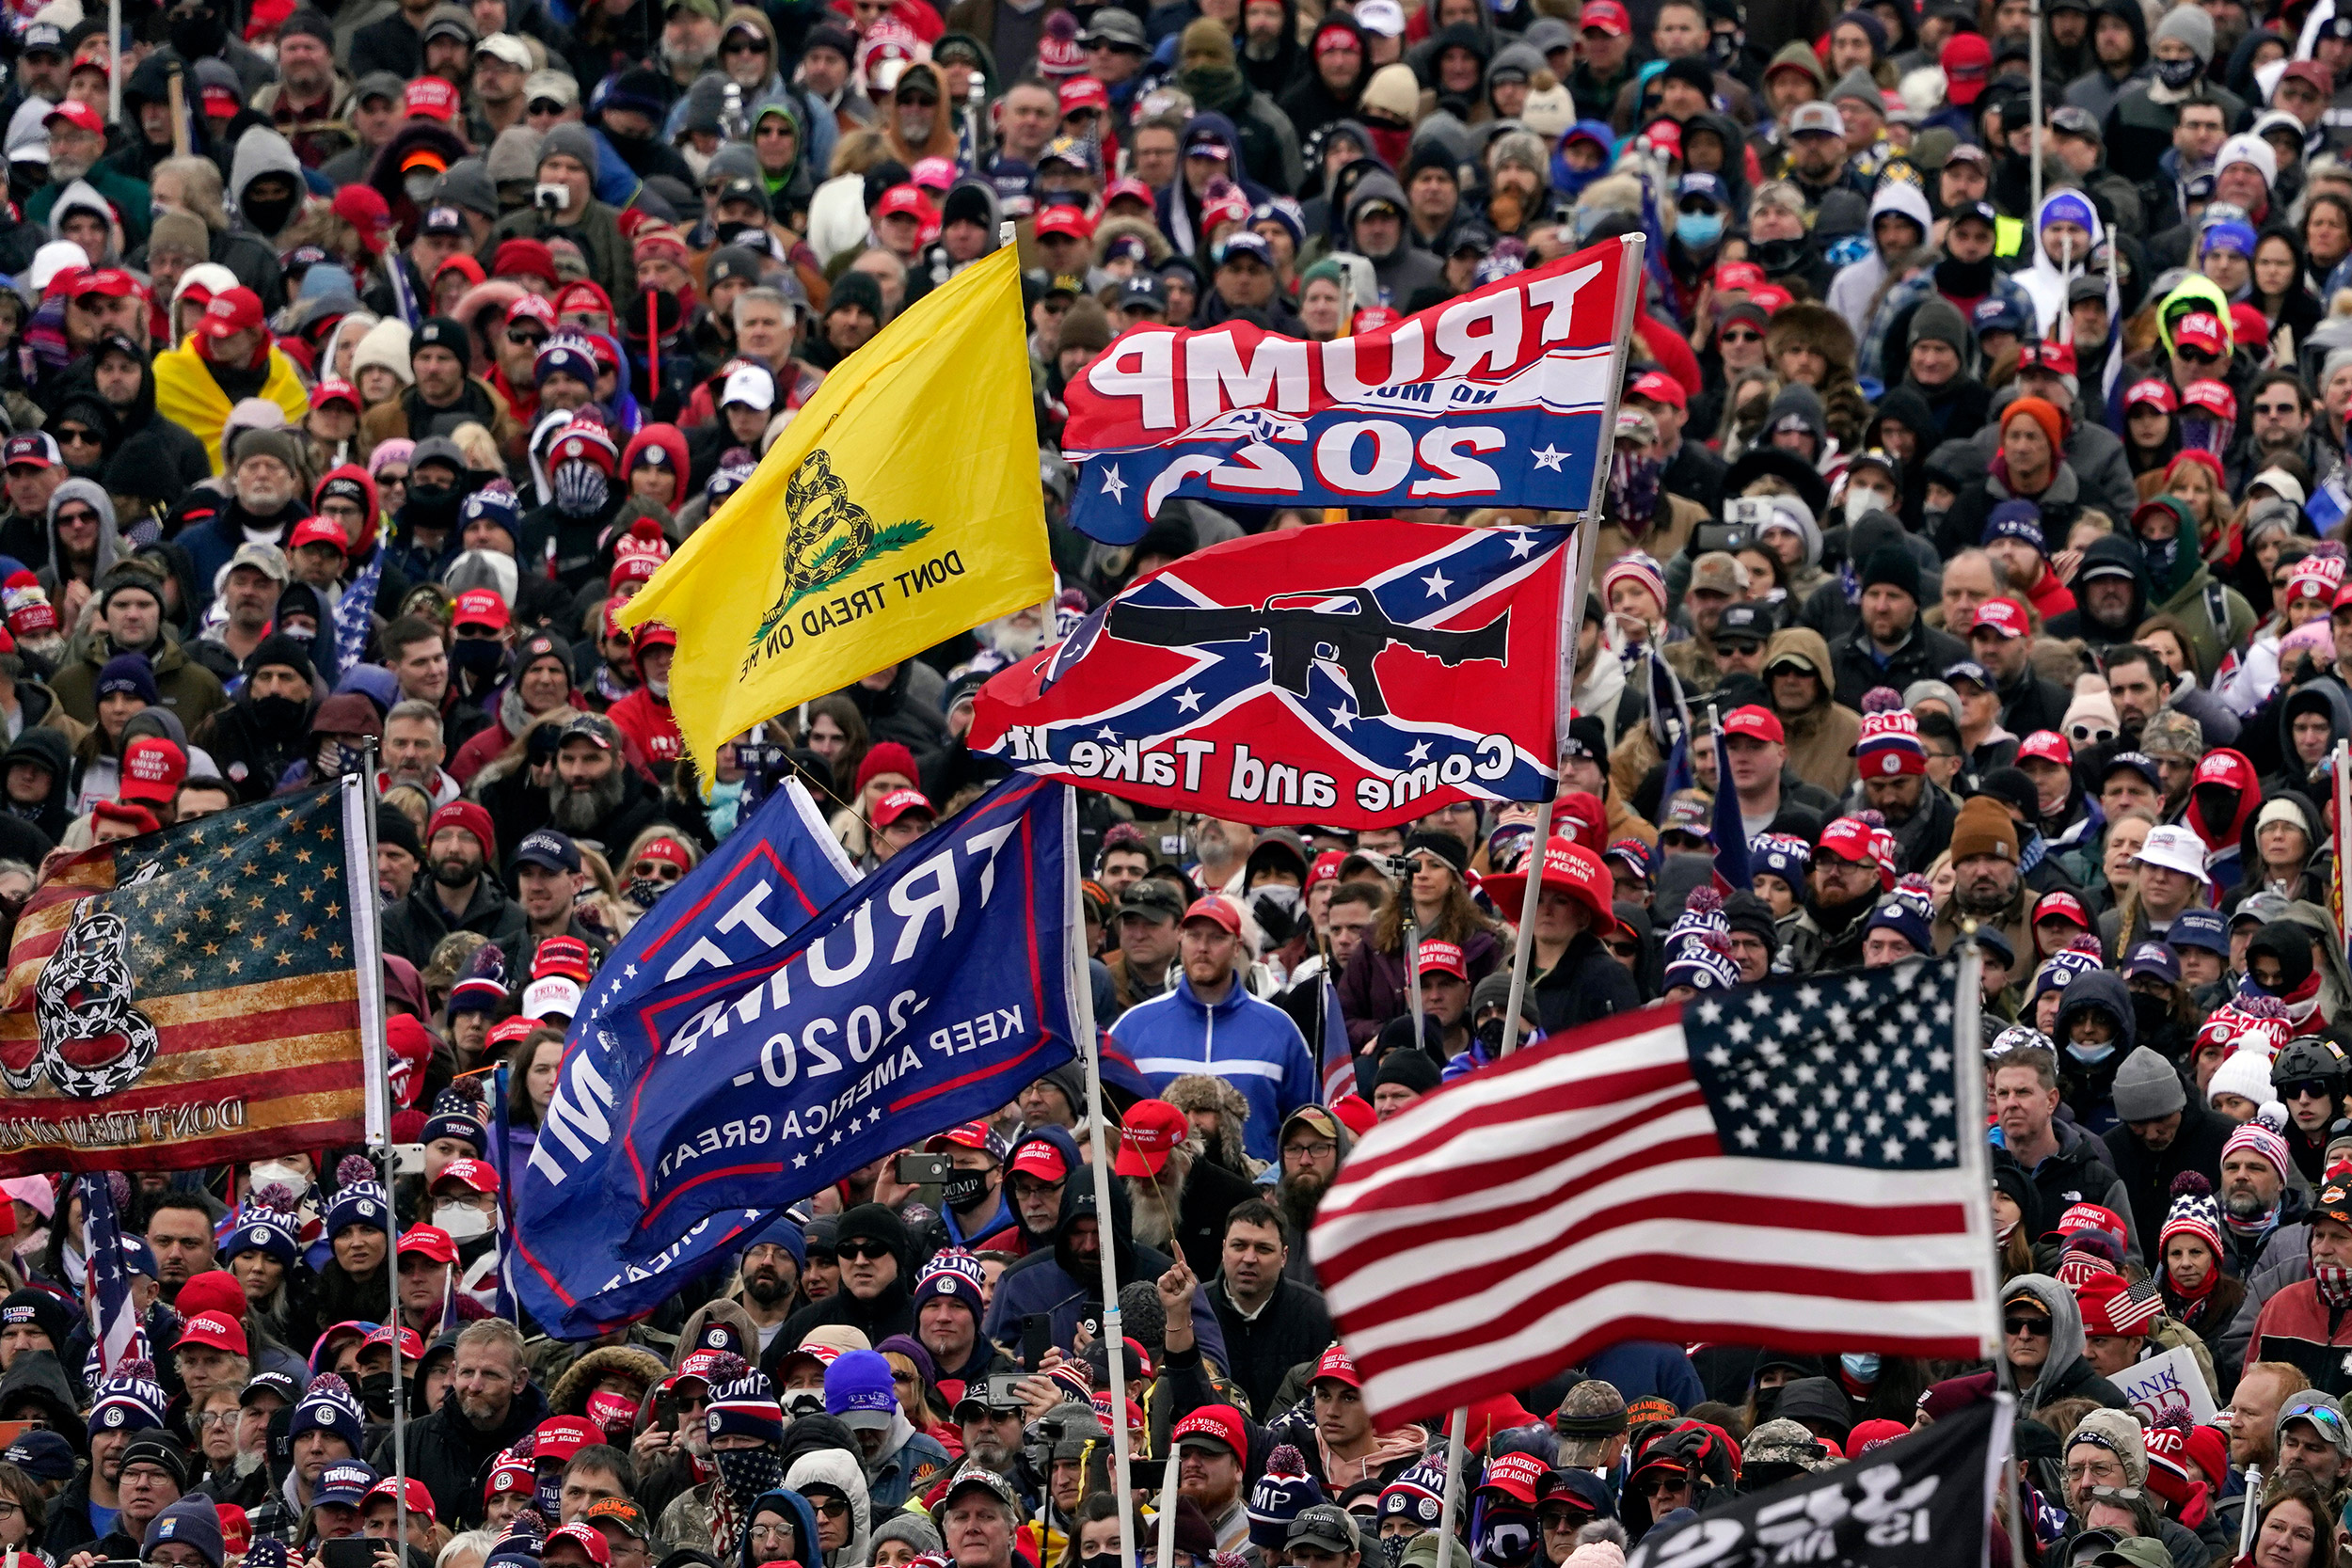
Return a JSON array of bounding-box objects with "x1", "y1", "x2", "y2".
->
[
  {"x1": 1404, "y1": 910, "x2": 1424, "y2": 1057},
  {"x1": 357, "y1": 755, "x2": 409, "y2": 1558},
  {"x1": 1060, "y1": 785, "x2": 1136, "y2": 1568},
  {"x1": 1950, "y1": 927, "x2": 2001, "y2": 1362},
  {"x1": 1434, "y1": 1410, "x2": 1470, "y2": 1568}
]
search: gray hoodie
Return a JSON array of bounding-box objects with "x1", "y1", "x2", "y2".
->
[
  {"x1": 228, "y1": 127, "x2": 305, "y2": 215},
  {"x1": 1995, "y1": 1274, "x2": 2089, "y2": 1412},
  {"x1": 40, "y1": 478, "x2": 120, "y2": 596}
]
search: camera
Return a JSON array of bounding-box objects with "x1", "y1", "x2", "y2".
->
[{"x1": 534, "y1": 182, "x2": 567, "y2": 214}]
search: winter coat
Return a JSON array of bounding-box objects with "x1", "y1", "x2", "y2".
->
[
  {"x1": 1767, "y1": 627, "x2": 1862, "y2": 797},
  {"x1": 1337, "y1": 924, "x2": 1502, "y2": 1048},
  {"x1": 402, "y1": 1381, "x2": 548, "y2": 1528},
  {"x1": 1530, "y1": 927, "x2": 1641, "y2": 1037},
  {"x1": 2247, "y1": 1275, "x2": 2352, "y2": 1396},
  {"x1": 1996, "y1": 1274, "x2": 2129, "y2": 1412},
  {"x1": 2105, "y1": 1100, "x2": 2233, "y2": 1267},
  {"x1": 1827, "y1": 617, "x2": 1970, "y2": 711},
  {"x1": 2045, "y1": 534, "x2": 2153, "y2": 659},
  {"x1": 785, "y1": 1449, "x2": 872, "y2": 1568},
  {"x1": 1208, "y1": 1272, "x2": 1334, "y2": 1419},
  {"x1": 982, "y1": 1178, "x2": 1231, "y2": 1370},
  {"x1": 48, "y1": 631, "x2": 227, "y2": 734},
  {"x1": 1111, "y1": 974, "x2": 1319, "y2": 1166},
  {"x1": 378, "y1": 874, "x2": 529, "y2": 970}
]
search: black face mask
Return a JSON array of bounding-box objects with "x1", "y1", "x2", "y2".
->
[
  {"x1": 1749, "y1": 236, "x2": 1808, "y2": 277},
  {"x1": 252, "y1": 692, "x2": 308, "y2": 736},
  {"x1": 1935, "y1": 254, "x2": 1996, "y2": 296},
  {"x1": 942, "y1": 1170, "x2": 989, "y2": 1211},
  {"x1": 242, "y1": 191, "x2": 297, "y2": 235},
  {"x1": 451, "y1": 638, "x2": 505, "y2": 677},
  {"x1": 2130, "y1": 992, "x2": 2171, "y2": 1040},
  {"x1": 2154, "y1": 55, "x2": 2202, "y2": 88},
  {"x1": 1476, "y1": 1016, "x2": 1507, "y2": 1052},
  {"x1": 169, "y1": 4, "x2": 226, "y2": 60},
  {"x1": 2194, "y1": 783, "x2": 2241, "y2": 831},
  {"x1": 715, "y1": 220, "x2": 765, "y2": 249},
  {"x1": 404, "y1": 484, "x2": 459, "y2": 530},
  {"x1": 356, "y1": 1371, "x2": 396, "y2": 1418}
]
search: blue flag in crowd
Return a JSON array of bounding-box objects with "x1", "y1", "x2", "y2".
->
[
  {"x1": 510, "y1": 777, "x2": 858, "y2": 1337},
  {"x1": 333, "y1": 548, "x2": 383, "y2": 677},
  {"x1": 1648, "y1": 649, "x2": 1692, "y2": 801},
  {"x1": 603, "y1": 778, "x2": 1080, "y2": 1251}
]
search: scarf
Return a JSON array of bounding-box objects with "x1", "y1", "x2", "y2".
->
[
  {"x1": 2162, "y1": 1263, "x2": 2219, "y2": 1326},
  {"x1": 2224, "y1": 1201, "x2": 2280, "y2": 1248},
  {"x1": 2316, "y1": 1262, "x2": 2352, "y2": 1307}
]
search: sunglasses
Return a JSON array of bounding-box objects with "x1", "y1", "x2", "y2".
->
[
  {"x1": 1604, "y1": 940, "x2": 1639, "y2": 958},
  {"x1": 2176, "y1": 345, "x2": 2219, "y2": 364},
  {"x1": 631, "y1": 860, "x2": 685, "y2": 882},
  {"x1": 507, "y1": 329, "x2": 548, "y2": 348},
  {"x1": 2280, "y1": 1078, "x2": 2335, "y2": 1100},
  {"x1": 1635, "y1": 1475, "x2": 1685, "y2": 1497},
  {"x1": 2256, "y1": 402, "x2": 2301, "y2": 418},
  {"x1": 527, "y1": 99, "x2": 567, "y2": 115},
  {"x1": 809, "y1": 1498, "x2": 850, "y2": 1519},
  {"x1": 1720, "y1": 329, "x2": 1761, "y2": 343},
  {"x1": 2068, "y1": 722, "x2": 2117, "y2": 745},
  {"x1": 54, "y1": 507, "x2": 98, "y2": 526},
  {"x1": 54, "y1": 426, "x2": 99, "y2": 446},
  {"x1": 2003, "y1": 1314, "x2": 2052, "y2": 1337},
  {"x1": 722, "y1": 36, "x2": 768, "y2": 51},
  {"x1": 836, "y1": 1241, "x2": 893, "y2": 1261},
  {"x1": 755, "y1": 122, "x2": 795, "y2": 137}
]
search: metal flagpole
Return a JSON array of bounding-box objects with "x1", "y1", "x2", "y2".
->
[
  {"x1": 1404, "y1": 911, "x2": 1424, "y2": 1053},
  {"x1": 358, "y1": 751, "x2": 409, "y2": 1558},
  {"x1": 1433, "y1": 1419, "x2": 1470, "y2": 1568},
  {"x1": 1955, "y1": 926, "x2": 2015, "y2": 1564},
  {"x1": 1062, "y1": 785, "x2": 1136, "y2": 1568},
  {"x1": 105, "y1": 0, "x2": 119, "y2": 122},
  {"x1": 2029, "y1": 0, "x2": 2043, "y2": 218}
]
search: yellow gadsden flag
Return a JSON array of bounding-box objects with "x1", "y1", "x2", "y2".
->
[{"x1": 618, "y1": 245, "x2": 1051, "y2": 775}]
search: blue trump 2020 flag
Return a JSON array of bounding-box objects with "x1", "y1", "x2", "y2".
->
[
  {"x1": 511, "y1": 777, "x2": 858, "y2": 1337},
  {"x1": 605, "y1": 778, "x2": 1081, "y2": 1249}
]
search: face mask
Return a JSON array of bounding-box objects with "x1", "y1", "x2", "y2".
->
[
  {"x1": 1845, "y1": 488, "x2": 1893, "y2": 523},
  {"x1": 1476, "y1": 1016, "x2": 1507, "y2": 1052},
  {"x1": 585, "y1": 1389, "x2": 638, "y2": 1441},
  {"x1": 243, "y1": 192, "x2": 298, "y2": 234},
  {"x1": 254, "y1": 695, "x2": 308, "y2": 737},
  {"x1": 434, "y1": 1204, "x2": 493, "y2": 1241},
  {"x1": 1675, "y1": 212, "x2": 1725, "y2": 249},
  {"x1": 1750, "y1": 236, "x2": 1808, "y2": 276},
  {"x1": 452, "y1": 638, "x2": 505, "y2": 676},
  {"x1": 1921, "y1": 505, "x2": 1947, "y2": 535},
  {"x1": 2194, "y1": 783, "x2": 2241, "y2": 830},
  {"x1": 783, "y1": 1389, "x2": 826, "y2": 1420},
  {"x1": 625, "y1": 876, "x2": 672, "y2": 911},
  {"x1": 1087, "y1": 1556, "x2": 1122, "y2": 1568},
  {"x1": 715, "y1": 220, "x2": 764, "y2": 249},
  {"x1": 1707, "y1": 30, "x2": 1740, "y2": 66},
  {"x1": 404, "y1": 483, "x2": 459, "y2": 527},
  {"x1": 553, "y1": 461, "x2": 611, "y2": 517},
  {"x1": 1840, "y1": 1353, "x2": 1881, "y2": 1382},
  {"x1": 1380, "y1": 1537, "x2": 1408, "y2": 1568},
  {"x1": 941, "y1": 1169, "x2": 989, "y2": 1211},
  {"x1": 2065, "y1": 1037, "x2": 2116, "y2": 1066},
  {"x1": 2131, "y1": 992, "x2": 2172, "y2": 1039},
  {"x1": 250, "y1": 1161, "x2": 308, "y2": 1196},
  {"x1": 1935, "y1": 254, "x2": 1995, "y2": 296},
  {"x1": 169, "y1": 5, "x2": 226, "y2": 59},
  {"x1": 2155, "y1": 55, "x2": 2202, "y2": 88},
  {"x1": 535, "y1": 1471, "x2": 564, "y2": 1518},
  {"x1": 356, "y1": 1371, "x2": 396, "y2": 1418}
]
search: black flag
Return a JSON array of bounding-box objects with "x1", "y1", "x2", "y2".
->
[{"x1": 1629, "y1": 1397, "x2": 2013, "y2": 1568}]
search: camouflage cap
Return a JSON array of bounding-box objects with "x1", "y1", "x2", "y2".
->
[
  {"x1": 2139, "y1": 709, "x2": 2203, "y2": 762},
  {"x1": 1742, "y1": 1418, "x2": 1836, "y2": 1472},
  {"x1": 1552, "y1": 1380, "x2": 1628, "y2": 1438}
]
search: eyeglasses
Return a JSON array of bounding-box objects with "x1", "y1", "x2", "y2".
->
[
  {"x1": 1720, "y1": 328, "x2": 1761, "y2": 343},
  {"x1": 54, "y1": 426, "x2": 99, "y2": 446},
  {"x1": 1282, "y1": 1141, "x2": 1335, "y2": 1162},
  {"x1": 2257, "y1": 401, "x2": 2302, "y2": 417},
  {"x1": 722, "y1": 36, "x2": 768, "y2": 51},
  {"x1": 1538, "y1": 1508, "x2": 1593, "y2": 1530},
  {"x1": 55, "y1": 507, "x2": 98, "y2": 526},
  {"x1": 194, "y1": 1410, "x2": 236, "y2": 1428},
  {"x1": 1635, "y1": 1474, "x2": 1686, "y2": 1497},
  {"x1": 836, "y1": 1240, "x2": 893, "y2": 1261},
  {"x1": 750, "y1": 1527, "x2": 795, "y2": 1544},
  {"x1": 810, "y1": 1497, "x2": 851, "y2": 1520},
  {"x1": 2003, "y1": 1314, "x2": 2052, "y2": 1337}
]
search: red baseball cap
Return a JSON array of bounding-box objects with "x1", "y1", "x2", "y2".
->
[
  {"x1": 1034, "y1": 205, "x2": 1094, "y2": 242},
  {"x1": 2183, "y1": 379, "x2": 2236, "y2": 420},
  {"x1": 1307, "y1": 849, "x2": 1345, "y2": 889},
  {"x1": 871, "y1": 786, "x2": 935, "y2": 830},
  {"x1": 453, "y1": 588, "x2": 510, "y2": 631},
  {"x1": 313, "y1": 378, "x2": 361, "y2": 411},
  {"x1": 405, "y1": 76, "x2": 459, "y2": 120},
  {"x1": 1580, "y1": 0, "x2": 1628, "y2": 33},
  {"x1": 201, "y1": 83, "x2": 238, "y2": 117},
  {"x1": 436, "y1": 1157, "x2": 500, "y2": 1195},
  {"x1": 545, "y1": 1524, "x2": 612, "y2": 1568},
  {"x1": 1009, "y1": 1140, "x2": 1070, "y2": 1181},
  {"x1": 2016, "y1": 340, "x2": 2077, "y2": 378},
  {"x1": 1181, "y1": 896, "x2": 1240, "y2": 933},
  {"x1": 2016, "y1": 730, "x2": 2073, "y2": 768},
  {"x1": 1972, "y1": 597, "x2": 2028, "y2": 640},
  {"x1": 1713, "y1": 261, "x2": 1765, "y2": 293},
  {"x1": 289, "y1": 516, "x2": 349, "y2": 554},
  {"x1": 72, "y1": 267, "x2": 136, "y2": 300},
  {"x1": 362, "y1": 1324, "x2": 425, "y2": 1359},
  {"x1": 1722, "y1": 705, "x2": 1785, "y2": 745},
  {"x1": 199, "y1": 286, "x2": 266, "y2": 340},
  {"x1": 1170, "y1": 1404, "x2": 1248, "y2": 1455},
  {"x1": 120, "y1": 736, "x2": 186, "y2": 804},
  {"x1": 1113, "y1": 1098, "x2": 1192, "y2": 1177},
  {"x1": 395, "y1": 1225, "x2": 456, "y2": 1264},
  {"x1": 2124, "y1": 378, "x2": 2179, "y2": 413},
  {"x1": 1481, "y1": 1450, "x2": 1549, "y2": 1504},
  {"x1": 1313, "y1": 1343, "x2": 1361, "y2": 1388},
  {"x1": 2035, "y1": 890, "x2": 2092, "y2": 930},
  {"x1": 43, "y1": 100, "x2": 103, "y2": 136},
  {"x1": 1415, "y1": 939, "x2": 1468, "y2": 980},
  {"x1": 1057, "y1": 75, "x2": 1108, "y2": 115},
  {"x1": 181, "y1": 1311, "x2": 248, "y2": 1356},
  {"x1": 534, "y1": 1417, "x2": 601, "y2": 1465},
  {"x1": 365, "y1": 1478, "x2": 437, "y2": 1521},
  {"x1": 2173, "y1": 311, "x2": 2226, "y2": 357},
  {"x1": 876, "y1": 183, "x2": 934, "y2": 222},
  {"x1": 1628, "y1": 370, "x2": 1687, "y2": 410}
]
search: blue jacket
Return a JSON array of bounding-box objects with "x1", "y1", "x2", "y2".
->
[
  {"x1": 981, "y1": 1174, "x2": 1232, "y2": 1370},
  {"x1": 1110, "y1": 974, "x2": 1318, "y2": 1165}
]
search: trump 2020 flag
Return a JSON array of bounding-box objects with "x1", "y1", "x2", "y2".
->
[
  {"x1": 553, "y1": 779, "x2": 1079, "y2": 1266},
  {"x1": 1309, "y1": 958, "x2": 1996, "y2": 1424},
  {"x1": 1060, "y1": 236, "x2": 1641, "y2": 544},
  {"x1": 617, "y1": 245, "x2": 1053, "y2": 778},
  {"x1": 971, "y1": 520, "x2": 1573, "y2": 829},
  {"x1": 1629, "y1": 1396, "x2": 2013, "y2": 1568},
  {"x1": 511, "y1": 777, "x2": 857, "y2": 1338}
]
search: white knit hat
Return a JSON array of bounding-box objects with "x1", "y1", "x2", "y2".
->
[{"x1": 2209, "y1": 1050, "x2": 2278, "y2": 1112}]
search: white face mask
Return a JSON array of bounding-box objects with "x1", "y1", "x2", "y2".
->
[
  {"x1": 1845, "y1": 486, "x2": 1895, "y2": 522},
  {"x1": 434, "y1": 1205, "x2": 494, "y2": 1241},
  {"x1": 250, "y1": 1162, "x2": 309, "y2": 1196}
]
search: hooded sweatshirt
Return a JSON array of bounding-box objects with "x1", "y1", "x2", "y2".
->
[
  {"x1": 1995, "y1": 1274, "x2": 2128, "y2": 1412},
  {"x1": 1764, "y1": 627, "x2": 1861, "y2": 796},
  {"x1": 1826, "y1": 181, "x2": 1932, "y2": 341},
  {"x1": 783, "y1": 1449, "x2": 871, "y2": 1568}
]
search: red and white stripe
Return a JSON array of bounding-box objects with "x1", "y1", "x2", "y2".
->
[{"x1": 1308, "y1": 1005, "x2": 1991, "y2": 1425}]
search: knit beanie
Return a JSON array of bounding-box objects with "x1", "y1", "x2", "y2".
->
[
  {"x1": 290, "y1": 1373, "x2": 365, "y2": 1454},
  {"x1": 914, "y1": 1248, "x2": 985, "y2": 1323},
  {"x1": 2108, "y1": 1046, "x2": 2186, "y2": 1123},
  {"x1": 421, "y1": 1086, "x2": 489, "y2": 1148},
  {"x1": 1663, "y1": 930, "x2": 1740, "y2": 991},
  {"x1": 1375, "y1": 1451, "x2": 1446, "y2": 1530},
  {"x1": 2003, "y1": 395, "x2": 2067, "y2": 456},
  {"x1": 225, "y1": 1192, "x2": 300, "y2": 1266},
  {"x1": 96, "y1": 653, "x2": 160, "y2": 705},
  {"x1": 1374, "y1": 1049, "x2": 1441, "y2": 1094},
  {"x1": 706, "y1": 1361, "x2": 785, "y2": 1445},
  {"x1": 855, "y1": 742, "x2": 920, "y2": 796},
  {"x1": 325, "y1": 1153, "x2": 392, "y2": 1239},
  {"x1": 143, "y1": 1496, "x2": 226, "y2": 1568},
  {"x1": 1248, "y1": 1444, "x2": 1328, "y2": 1549},
  {"x1": 0, "y1": 1289, "x2": 68, "y2": 1352},
  {"x1": 2221, "y1": 1108, "x2": 2293, "y2": 1179},
  {"x1": 2209, "y1": 1051, "x2": 2280, "y2": 1112},
  {"x1": 2159, "y1": 1171, "x2": 2224, "y2": 1256},
  {"x1": 90, "y1": 1358, "x2": 168, "y2": 1432},
  {"x1": 1859, "y1": 545, "x2": 1919, "y2": 604},
  {"x1": 834, "y1": 1202, "x2": 908, "y2": 1271},
  {"x1": 1720, "y1": 891, "x2": 1779, "y2": 954},
  {"x1": 539, "y1": 122, "x2": 596, "y2": 174},
  {"x1": 871, "y1": 1515, "x2": 945, "y2": 1560},
  {"x1": 1948, "y1": 795, "x2": 2020, "y2": 865},
  {"x1": 2067, "y1": 1407, "x2": 2150, "y2": 1487},
  {"x1": 1864, "y1": 877, "x2": 1936, "y2": 954},
  {"x1": 2153, "y1": 3, "x2": 2214, "y2": 64},
  {"x1": 822, "y1": 1349, "x2": 898, "y2": 1431},
  {"x1": 1910, "y1": 296, "x2": 1969, "y2": 357}
]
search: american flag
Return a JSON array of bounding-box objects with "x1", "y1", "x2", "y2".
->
[
  {"x1": 1308, "y1": 958, "x2": 1997, "y2": 1422},
  {"x1": 332, "y1": 547, "x2": 383, "y2": 678},
  {"x1": 78, "y1": 1174, "x2": 147, "y2": 1378}
]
